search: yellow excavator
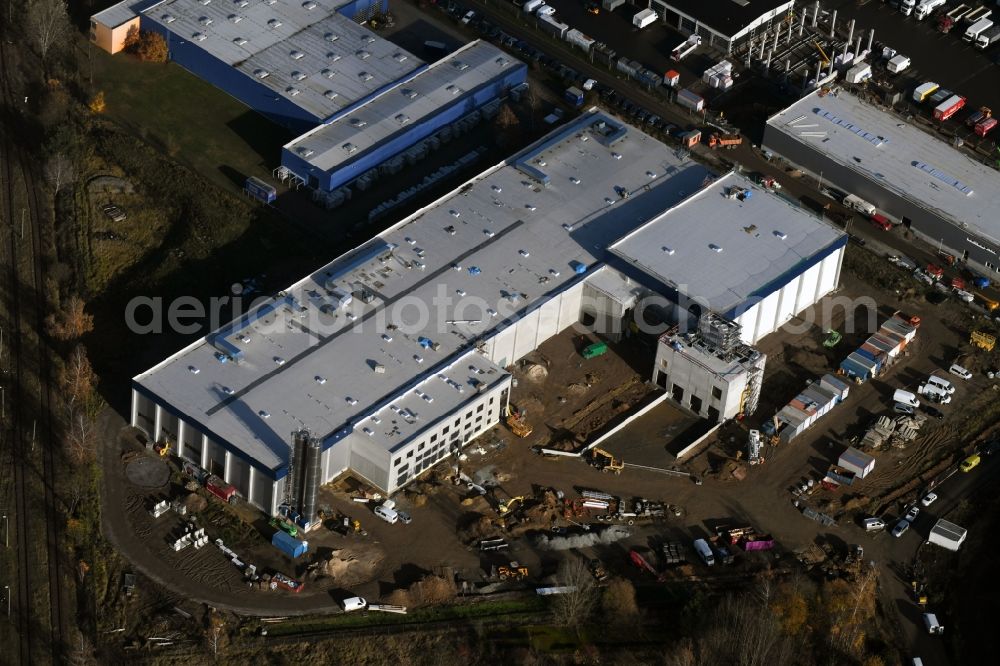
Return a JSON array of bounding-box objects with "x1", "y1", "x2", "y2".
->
[
  {"x1": 498, "y1": 496, "x2": 526, "y2": 516},
  {"x1": 505, "y1": 405, "x2": 533, "y2": 438},
  {"x1": 498, "y1": 561, "x2": 529, "y2": 581},
  {"x1": 589, "y1": 448, "x2": 624, "y2": 475},
  {"x1": 813, "y1": 41, "x2": 831, "y2": 68}
]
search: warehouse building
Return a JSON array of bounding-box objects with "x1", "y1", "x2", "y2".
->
[
  {"x1": 763, "y1": 89, "x2": 1000, "y2": 276},
  {"x1": 131, "y1": 111, "x2": 844, "y2": 514},
  {"x1": 609, "y1": 171, "x2": 847, "y2": 345},
  {"x1": 93, "y1": 0, "x2": 418, "y2": 131},
  {"x1": 281, "y1": 41, "x2": 527, "y2": 192},
  {"x1": 639, "y1": 0, "x2": 795, "y2": 53},
  {"x1": 131, "y1": 112, "x2": 712, "y2": 513}
]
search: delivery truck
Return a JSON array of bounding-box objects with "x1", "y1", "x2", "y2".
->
[
  {"x1": 914, "y1": 0, "x2": 946, "y2": 20},
  {"x1": 843, "y1": 194, "x2": 877, "y2": 216},
  {"x1": 693, "y1": 538, "x2": 715, "y2": 566},
  {"x1": 912, "y1": 82, "x2": 939, "y2": 103},
  {"x1": 963, "y1": 17, "x2": 993, "y2": 42},
  {"x1": 633, "y1": 8, "x2": 657, "y2": 29},
  {"x1": 975, "y1": 23, "x2": 1000, "y2": 47},
  {"x1": 933, "y1": 95, "x2": 966, "y2": 121}
]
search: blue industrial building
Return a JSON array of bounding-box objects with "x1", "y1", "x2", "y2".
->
[
  {"x1": 281, "y1": 40, "x2": 528, "y2": 192},
  {"x1": 95, "y1": 0, "x2": 417, "y2": 133}
]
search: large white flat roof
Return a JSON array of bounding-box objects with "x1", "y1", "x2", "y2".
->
[
  {"x1": 610, "y1": 172, "x2": 845, "y2": 315},
  {"x1": 285, "y1": 40, "x2": 523, "y2": 172},
  {"x1": 767, "y1": 89, "x2": 1000, "y2": 245},
  {"x1": 143, "y1": 0, "x2": 421, "y2": 120},
  {"x1": 135, "y1": 111, "x2": 713, "y2": 472}
]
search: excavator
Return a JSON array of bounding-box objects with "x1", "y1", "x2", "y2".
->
[
  {"x1": 505, "y1": 405, "x2": 533, "y2": 438},
  {"x1": 589, "y1": 448, "x2": 624, "y2": 475},
  {"x1": 497, "y1": 496, "x2": 526, "y2": 516},
  {"x1": 498, "y1": 561, "x2": 529, "y2": 581}
]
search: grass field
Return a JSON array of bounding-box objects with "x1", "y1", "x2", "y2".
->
[{"x1": 87, "y1": 41, "x2": 294, "y2": 194}]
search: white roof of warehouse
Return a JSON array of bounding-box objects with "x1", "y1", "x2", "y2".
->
[
  {"x1": 135, "y1": 111, "x2": 713, "y2": 471},
  {"x1": 767, "y1": 89, "x2": 1000, "y2": 244},
  {"x1": 610, "y1": 171, "x2": 845, "y2": 315},
  {"x1": 142, "y1": 0, "x2": 421, "y2": 120},
  {"x1": 93, "y1": 0, "x2": 146, "y2": 27},
  {"x1": 285, "y1": 40, "x2": 522, "y2": 172}
]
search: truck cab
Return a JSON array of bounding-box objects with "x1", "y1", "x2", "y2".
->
[{"x1": 901, "y1": 0, "x2": 915, "y2": 15}]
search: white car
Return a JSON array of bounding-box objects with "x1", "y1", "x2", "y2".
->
[
  {"x1": 341, "y1": 596, "x2": 368, "y2": 612},
  {"x1": 949, "y1": 364, "x2": 972, "y2": 380},
  {"x1": 926, "y1": 375, "x2": 955, "y2": 394},
  {"x1": 536, "y1": 4, "x2": 556, "y2": 16},
  {"x1": 374, "y1": 504, "x2": 399, "y2": 524},
  {"x1": 906, "y1": 506, "x2": 920, "y2": 522},
  {"x1": 892, "y1": 519, "x2": 910, "y2": 538},
  {"x1": 921, "y1": 493, "x2": 938, "y2": 507},
  {"x1": 461, "y1": 10, "x2": 476, "y2": 24}
]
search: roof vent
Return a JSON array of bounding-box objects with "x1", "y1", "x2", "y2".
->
[
  {"x1": 267, "y1": 18, "x2": 282, "y2": 28},
  {"x1": 228, "y1": 14, "x2": 242, "y2": 22},
  {"x1": 192, "y1": 32, "x2": 207, "y2": 41},
  {"x1": 324, "y1": 90, "x2": 339, "y2": 100},
  {"x1": 321, "y1": 68, "x2": 335, "y2": 78},
  {"x1": 188, "y1": 365, "x2": 200, "y2": 374},
  {"x1": 258, "y1": 410, "x2": 270, "y2": 419},
  {"x1": 315, "y1": 376, "x2": 326, "y2": 384},
  {"x1": 395, "y1": 113, "x2": 410, "y2": 125},
  {"x1": 302, "y1": 1, "x2": 317, "y2": 8},
  {"x1": 265, "y1": 0, "x2": 276, "y2": 4},
  {"x1": 365, "y1": 36, "x2": 376, "y2": 44},
  {"x1": 286, "y1": 87, "x2": 301, "y2": 96},
  {"x1": 253, "y1": 68, "x2": 269, "y2": 79},
  {"x1": 198, "y1": 16, "x2": 213, "y2": 25},
  {"x1": 363, "y1": 427, "x2": 374, "y2": 436},
  {"x1": 394, "y1": 52, "x2": 408, "y2": 62},
  {"x1": 327, "y1": 52, "x2": 342, "y2": 61},
  {"x1": 661, "y1": 246, "x2": 675, "y2": 255},
  {"x1": 162, "y1": 13, "x2": 176, "y2": 22},
  {"x1": 233, "y1": 36, "x2": 247, "y2": 45},
  {"x1": 401, "y1": 88, "x2": 418, "y2": 99},
  {"x1": 495, "y1": 57, "x2": 509, "y2": 67},
  {"x1": 199, "y1": 0, "x2": 211, "y2": 5},
  {"x1": 359, "y1": 72, "x2": 373, "y2": 81},
  {"x1": 709, "y1": 244, "x2": 723, "y2": 253},
  {"x1": 325, "y1": 33, "x2": 339, "y2": 42},
  {"x1": 445, "y1": 84, "x2": 462, "y2": 95},
  {"x1": 356, "y1": 49, "x2": 371, "y2": 59},
  {"x1": 233, "y1": 0, "x2": 249, "y2": 7},
  {"x1": 297, "y1": 146, "x2": 314, "y2": 157},
  {"x1": 452, "y1": 60, "x2": 469, "y2": 70},
  {"x1": 349, "y1": 117, "x2": 367, "y2": 127},
  {"x1": 342, "y1": 142, "x2": 356, "y2": 154},
  {"x1": 773, "y1": 230, "x2": 788, "y2": 240},
  {"x1": 291, "y1": 70, "x2": 306, "y2": 81},
  {"x1": 290, "y1": 50, "x2": 304, "y2": 60}
]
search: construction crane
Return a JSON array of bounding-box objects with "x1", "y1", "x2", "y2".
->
[{"x1": 813, "y1": 41, "x2": 831, "y2": 67}]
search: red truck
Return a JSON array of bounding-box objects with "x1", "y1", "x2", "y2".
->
[
  {"x1": 975, "y1": 117, "x2": 997, "y2": 137},
  {"x1": 205, "y1": 475, "x2": 238, "y2": 504},
  {"x1": 869, "y1": 213, "x2": 892, "y2": 231},
  {"x1": 933, "y1": 95, "x2": 966, "y2": 121}
]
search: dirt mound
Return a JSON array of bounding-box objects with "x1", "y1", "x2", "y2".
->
[
  {"x1": 524, "y1": 363, "x2": 548, "y2": 382},
  {"x1": 183, "y1": 493, "x2": 208, "y2": 514},
  {"x1": 457, "y1": 513, "x2": 496, "y2": 543},
  {"x1": 313, "y1": 548, "x2": 382, "y2": 585},
  {"x1": 384, "y1": 574, "x2": 457, "y2": 609}
]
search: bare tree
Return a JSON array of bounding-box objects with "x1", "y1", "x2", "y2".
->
[
  {"x1": 65, "y1": 406, "x2": 97, "y2": 466},
  {"x1": 66, "y1": 630, "x2": 98, "y2": 666},
  {"x1": 26, "y1": 0, "x2": 70, "y2": 64},
  {"x1": 44, "y1": 153, "x2": 75, "y2": 195},
  {"x1": 205, "y1": 609, "x2": 228, "y2": 657},
  {"x1": 46, "y1": 296, "x2": 95, "y2": 341},
  {"x1": 550, "y1": 559, "x2": 596, "y2": 627},
  {"x1": 59, "y1": 344, "x2": 98, "y2": 410}
]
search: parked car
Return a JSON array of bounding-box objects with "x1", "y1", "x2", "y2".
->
[
  {"x1": 892, "y1": 519, "x2": 911, "y2": 538},
  {"x1": 906, "y1": 506, "x2": 920, "y2": 522},
  {"x1": 949, "y1": 364, "x2": 972, "y2": 380},
  {"x1": 921, "y1": 493, "x2": 938, "y2": 507},
  {"x1": 461, "y1": 10, "x2": 476, "y2": 24},
  {"x1": 920, "y1": 404, "x2": 944, "y2": 420},
  {"x1": 374, "y1": 504, "x2": 399, "y2": 524},
  {"x1": 340, "y1": 596, "x2": 368, "y2": 612},
  {"x1": 396, "y1": 510, "x2": 412, "y2": 525},
  {"x1": 960, "y1": 454, "x2": 981, "y2": 472}
]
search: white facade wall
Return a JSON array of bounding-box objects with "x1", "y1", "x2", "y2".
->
[{"x1": 653, "y1": 343, "x2": 747, "y2": 421}]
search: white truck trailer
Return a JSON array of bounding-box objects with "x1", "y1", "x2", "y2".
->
[
  {"x1": 633, "y1": 8, "x2": 657, "y2": 29},
  {"x1": 964, "y1": 17, "x2": 994, "y2": 42},
  {"x1": 914, "y1": 0, "x2": 946, "y2": 20}
]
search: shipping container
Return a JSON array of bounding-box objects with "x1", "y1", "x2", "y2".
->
[
  {"x1": 538, "y1": 14, "x2": 569, "y2": 39},
  {"x1": 244, "y1": 176, "x2": 276, "y2": 204},
  {"x1": 564, "y1": 86, "x2": 584, "y2": 107},
  {"x1": 633, "y1": 8, "x2": 657, "y2": 28},
  {"x1": 676, "y1": 88, "x2": 704, "y2": 112},
  {"x1": 272, "y1": 530, "x2": 309, "y2": 558},
  {"x1": 565, "y1": 29, "x2": 596, "y2": 53},
  {"x1": 933, "y1": 95, "x2": 966, "y2": 121},
  {"x1": 602, "y1": 0, "x2": 624, "y2": 8}
]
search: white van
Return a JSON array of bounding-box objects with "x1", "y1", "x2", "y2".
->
[
  {"x1": 926, "y1": 375, "x2": 955, "y2": 394},
  {"x1": 918, "y1": 384, "x2": 952, "y2": 404},
  {"x1": 949, "y1": 364, "x2": 972, "y2": 380},
  {"x1": 693, "y1": 538, "x2": 715, "y2": 566},
  {"x1": 843, "y1": 194, "x2": 877, "y2": 216},
  {"x1": 863, "y1": 517, "x2": 886, "y2": 532},
  {"x1": 893, "y1": 389, "x2": 920, "y2": 408},
  {"x1": 374, "y1": 504, "x2": 399, "y2": 524}
]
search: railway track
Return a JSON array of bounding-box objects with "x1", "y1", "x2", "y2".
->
[{"x1": 0, "y1": 38, "x2": 66, "y2": 663}]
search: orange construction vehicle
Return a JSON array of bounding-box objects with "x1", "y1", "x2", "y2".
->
[{"x1": 708, "y1": 133, "x2": 743, "y2": 150}]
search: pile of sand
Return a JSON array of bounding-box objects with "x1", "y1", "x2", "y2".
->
[
  {"x1": 385, "y1": 573, "x2": 457, "y2": 609},
  {"x1": 183, "y1": 492, "x2": 208, "y2": 514}
]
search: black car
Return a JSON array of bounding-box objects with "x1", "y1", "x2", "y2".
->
[
  {"x1": 848, "y1": 234, "x2": 866, "y2": 247},
  {"x1": 920, "y1": 404, "x2": 944, "y2": 420}
]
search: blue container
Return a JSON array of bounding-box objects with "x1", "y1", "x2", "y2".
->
[
  {"x1": 245, "y1": 176, "x2": 277, "y2": 204},
  {"x1": 272, "y1": 530, "x2": 308, "y2": 558}
]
